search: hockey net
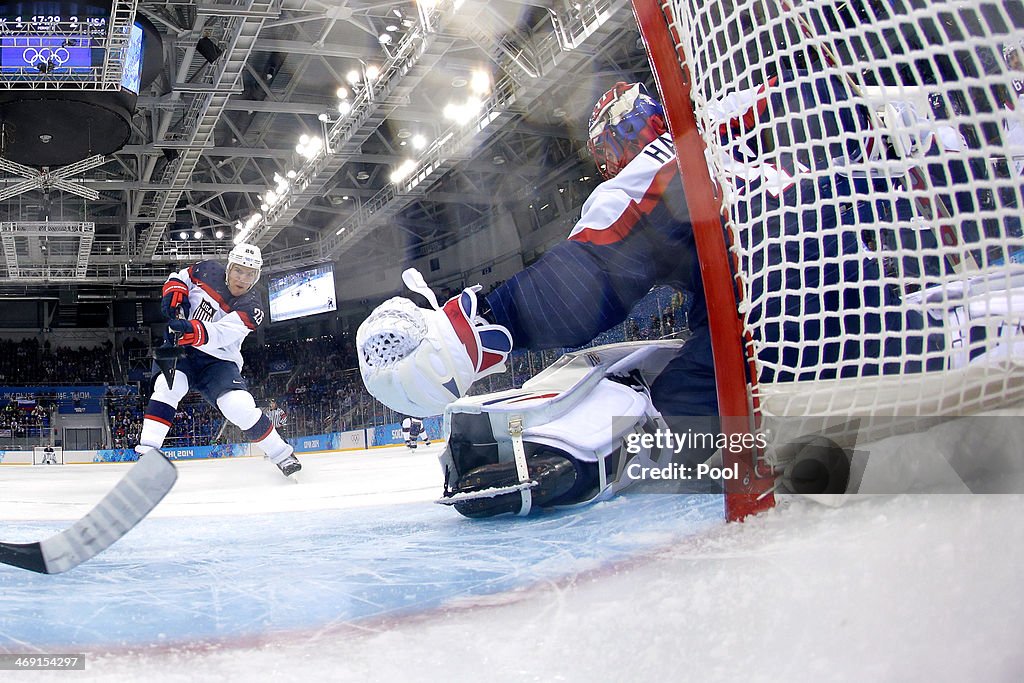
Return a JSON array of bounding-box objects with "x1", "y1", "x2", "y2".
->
[
  {"x1": 33, "y1": 446, "x2": 64, "y2": 465},
  {"x1": 633, "y1": 0, "x2": 1024, "y2": 518}
]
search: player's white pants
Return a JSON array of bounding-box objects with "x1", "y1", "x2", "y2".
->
[
  {"x1": 138, "y1": 371, "x2": 190, "y2": 452},
  {"x1": 218, "y1": 390, "x2": 292, "y2": 463}
]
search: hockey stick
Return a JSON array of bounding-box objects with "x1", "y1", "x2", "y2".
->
[
  {"x1": 153, "y1": 307, "x2": 186, "y2": 387},
  {"x1": 0, "y1": 449, "x2": 177, "y2": 574}
]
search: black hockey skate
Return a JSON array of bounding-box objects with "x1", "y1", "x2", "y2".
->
[
  {"x1": 276, "y1": 453, "x2": 302, "y2": 477},
  {"x1": 449, "y1": 452, "x2": 578, "y2": 518}
]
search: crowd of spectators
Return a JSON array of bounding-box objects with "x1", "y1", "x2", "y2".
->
[
  {"x1": 107, "y1": 391, "x2": 223, "y2": 450},
  {"x1": 1, "y1": 283, "x2": 693, "y2": 448},
  {"x1": 0, "y1": 401, "x2": 50, "y2": 440},
  {"x1": 0, "y1": 339, "x2": 115, "y2": 384}
]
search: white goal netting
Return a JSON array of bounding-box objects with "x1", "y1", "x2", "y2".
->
[{"x1": 640, "y1": 0, "x2": 1024, "y2": 421}]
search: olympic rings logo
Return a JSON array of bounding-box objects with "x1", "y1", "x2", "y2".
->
[{"x1": 21, "y1": 47, "x2": 71, "y2": 66}]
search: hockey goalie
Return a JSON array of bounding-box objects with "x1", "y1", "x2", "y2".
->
[{"x1": 357, "y1": 77, "x2": 1024, "y2": 518}]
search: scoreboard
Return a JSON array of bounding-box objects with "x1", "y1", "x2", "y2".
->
[
  {"x1": 0, "y1": 1, "x2": 162, "y2": 166},
  {"x1": 0, "y1": 4, "x2": 144, "y2": 91}
]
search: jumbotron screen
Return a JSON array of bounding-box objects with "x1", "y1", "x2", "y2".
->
[
  {"x1": 268, "y1": 264, "x2": 338, "y2": 323},
  {"x1": 0, "y1": 4, "x2": 145, "y2": 92}
]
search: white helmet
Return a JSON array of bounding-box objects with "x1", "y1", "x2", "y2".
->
[{"x1": 226, "y1": 243, "x2": 262, "y2": 289}]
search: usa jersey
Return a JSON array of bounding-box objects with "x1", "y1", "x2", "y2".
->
[
  {"x1": 166, "y1": 260, "x2": 265, "y2": 370},
  {"x1": 485, "y1": 131, "x2": 703, "y2": 350}
]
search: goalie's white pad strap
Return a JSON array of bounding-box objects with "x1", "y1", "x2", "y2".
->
[{"x1": 508, "y1": 416, "x2": 532, "y2": 516}]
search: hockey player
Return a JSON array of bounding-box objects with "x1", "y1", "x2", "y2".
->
[
  {"x1": 357, "y1": 79, "x2": 1022, "y2": 516},
  {"x1": 138, "y1": 243, "x2": 301, "y2": 477},
  {"x1": 401, "y1": 416, "x2": 429, "y2": 449}
]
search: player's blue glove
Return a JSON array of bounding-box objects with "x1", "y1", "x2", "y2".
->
[
  {"x1": 161, "y1": 279, "x2": 191, "y2": 320},
  {"x1": 167, "y1": 319, "x2": 208, "y2": 347}
]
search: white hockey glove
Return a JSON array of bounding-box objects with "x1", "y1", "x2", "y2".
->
[
  {"x1": 879, "y1": 100, "x2": 965, "y2": 161},
  {"x1": 357, "y1": 269, "x2": 513, "y2": 417},
  {"x1": 907, "y1": 273, "x2": 1024, "y2": 369}
]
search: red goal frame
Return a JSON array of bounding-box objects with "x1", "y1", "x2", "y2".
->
[{"x1": 632, "y1": 0, "x2": 776, "y2": 521}]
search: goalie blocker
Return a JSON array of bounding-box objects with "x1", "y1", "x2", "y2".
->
[{"x1": 438, "y1": 341, "x2": 683, "y2": 518}]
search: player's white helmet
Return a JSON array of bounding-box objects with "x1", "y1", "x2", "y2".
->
[{"x1": 226, "y1": 242, "x2": 262, "y2": 291}]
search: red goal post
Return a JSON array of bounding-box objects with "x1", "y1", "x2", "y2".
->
[{"x1": 633, "y1": 0, "x2": 1024, "y2": 520}]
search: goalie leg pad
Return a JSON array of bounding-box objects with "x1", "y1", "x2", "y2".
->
[{"x1": 452, "y1": 452, "x2": 579, "y2": 518}]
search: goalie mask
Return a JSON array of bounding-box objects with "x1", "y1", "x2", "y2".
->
[
  {"x1": 587, "y1": 82, "x2": 667, "y2": 180},
  {"x1": 226, "y1": 243, "x2": 262, "y2": 295}
]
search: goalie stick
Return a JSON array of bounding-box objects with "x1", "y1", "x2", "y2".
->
[{"x1": 0, "y1": 449, "x2": 177, "y2": 574}]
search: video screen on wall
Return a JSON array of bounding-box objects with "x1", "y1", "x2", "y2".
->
[{"x1": 268, "y1": 264, "x2": 337, "y2": 323}]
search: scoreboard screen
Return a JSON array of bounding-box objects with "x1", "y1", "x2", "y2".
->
[
  {"x1": 0, "y1": 34, "x2": 96, "y2": 72},
  {"x1": 0, "y1": 3, "x2": 146, "y2": 92}
]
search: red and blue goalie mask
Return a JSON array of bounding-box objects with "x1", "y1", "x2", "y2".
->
[{"x1": 587, "y1": 82, "x2": 667, "y2": 179}]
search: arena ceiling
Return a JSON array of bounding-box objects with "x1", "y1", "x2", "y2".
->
[{"x1": 0, "y1": 0, "x2": 652, "y2": 298}]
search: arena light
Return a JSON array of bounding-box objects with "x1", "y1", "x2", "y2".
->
[
  {"x1": 443, "y1": 97, "x2": 484, "y2": 125},
  {"x1": 179, "y1": 231, "x2": 188, "y2": 239},
  {"x1": 365, "y1": 64, "x2": 380, "y2": 81},
  {"x1": 470, "y1": 69, "x2": 490, "y2": 95},
  {"x1": 336, "y1": 86, "x2": 349, "y2": 100},
  {"x1": 389, "y1": 159, "x2": 418, "y2": 183},
  {"x1": 295, "y1": 134, "x2": 323, "y2": 159},
  {"x1": 346, "y1": 70, "x2": 361, "y2": 86},
  {"x1": 411, "y1": 134, "x2": 427, "y2": 150},
  {"x1": 193, "y1": 230, "x2": 203, "y2": 239},
  {"x1": 338, "y1": 100, "x2": 352, "y2": 116}
]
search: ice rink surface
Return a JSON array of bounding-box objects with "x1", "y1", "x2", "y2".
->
[{"x1": 1, "y1": 444, "x2": 1022, "y2": 682}]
